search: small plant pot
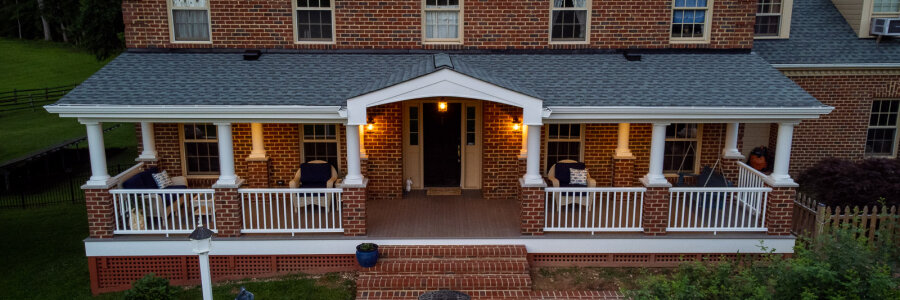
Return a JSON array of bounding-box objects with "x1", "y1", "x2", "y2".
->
[{"x1": 356, "y1": 243, "x2": 379, "y2": 268}]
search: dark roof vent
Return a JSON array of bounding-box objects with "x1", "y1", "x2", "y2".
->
[
  {"x1": 623, "y1": 52, "x2": 642, "y2": 62},
  {"x1": 243, "y1": 50, "x2": 262, "y2": 61}
]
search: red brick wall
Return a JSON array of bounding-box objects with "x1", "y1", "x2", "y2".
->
[
  {"x1": 787, "y1": 75, "x2": 900, "y2": 177},
  {"x1": 483, "y1": 102, "x2": 523, "y2": 200},
  {"x1": 583, "y1": 124, "x2": 617, "y2": 186},
  {"x1": 365, "y1": 104, "x2": 403, "y2": 201},
  {"x1": 153, "y1": 123, "x2": 184, "y2": 177},
  {"x1": 123, "y1": 0, "x2": 754, "y2": 50}
]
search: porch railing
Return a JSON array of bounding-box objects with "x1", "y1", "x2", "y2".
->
[
  {"x1": 736, "y1": 161, "x2": 768, "y2": 188},
  {"x1": 111, "y1": 189, "x2": 217, "y2": 235},
  {"x1": 668, "y1": 187, "x2": 770, "y2": 232},
  {"x1": 544, "y1": 187, "x2": 646, "y2": 233},
  {"x1": 239, "y1": 188, "x2": 343, "y2": 235}
]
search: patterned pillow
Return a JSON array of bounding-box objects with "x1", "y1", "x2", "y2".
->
[
  {"x1": 152, "y1": 170, "x2": 173, "y2": 189},
  {"x1": 569, "y1": 168, "x2": 589, "y2": 186}
]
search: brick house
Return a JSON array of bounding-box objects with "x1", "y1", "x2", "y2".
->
[{"x1": 43, "y1": 0, "x2": 898, "y2": 296}]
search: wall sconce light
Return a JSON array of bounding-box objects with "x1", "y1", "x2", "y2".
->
[
  {"x1": 438, "y1": 101, "x2": 448, "y2": 112},
  {"x1": 366, "y1": 116, "x2": 375, "y2": 131},
  {"x1": 512, "y1": 116, "x2": 522, "y2": 131}
]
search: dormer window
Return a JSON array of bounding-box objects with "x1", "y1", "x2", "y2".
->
[
  {"x1": 754, "y1": 0, "x2": 793, "y2": 39},
  {"x1": 169, "y1": 0, "x2": 211, "y2": 43}
]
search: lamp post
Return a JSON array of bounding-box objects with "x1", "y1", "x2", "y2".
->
[{"x1": 189, "y1": 225, "x2": 214, "y2": 300}]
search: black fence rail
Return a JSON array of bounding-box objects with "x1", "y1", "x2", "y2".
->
[
  {"x1": 0, "y1": 164, "x2": 131, "y2": 209},
  {"x1": 0, "y1": 84, "x2": 76, "y2": 113}
]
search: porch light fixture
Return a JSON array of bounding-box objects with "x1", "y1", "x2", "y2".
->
[
  {"x1": 512, "y1": 116, "x2": 522, "y2": 131},
  {"x1": 366, "y1": 116, "x2": 375, "y2": 131},
  {"x1": 438, "y1": 101, "x2": 448, "y2": 112}
]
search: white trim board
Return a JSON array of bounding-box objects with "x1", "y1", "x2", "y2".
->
[
  {"x1": 544, "y1": 106, "x2": 834, "y2": 123},
  {"x1": 44, "y1": 105, "x2": 346, "y2": 123},
  {"x1": 84, "y1": 237, "x2": 795, "y2": 257}
]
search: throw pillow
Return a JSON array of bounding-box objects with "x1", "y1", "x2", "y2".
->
[
  {"x1": 152, "y1": 170, "x2": 173, "y2": 189},
  {"x1": 569, "y1": 168, "x2": 589, "y2": 186}
]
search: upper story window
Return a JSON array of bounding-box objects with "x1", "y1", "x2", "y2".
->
[
  {"x1": 664, "y1": 123, "x2": 700, "y2": 174},
  {"x1": 671, "y1": 0, "x2": 711, "y2": 43},
  {"x1": 550, "y1": 0, "x2": 590, "y2": 43},
  {"x1": 301, "y1": 124, "x2": 341, "y2": 169},
  {"x1": 754, "y1": 0, "x2": 792, "y2": 39},
  {"x1": 169, "y1": 0, "x2": 211, "y2": 43},
  {"x1": 423, "y1": 0, "x2": 463, "y2": 43},
  {"x1": 295, "y1": 0, "x2": 335, "y2": 43},
  {"x1": 182, "y1": 123, "x2": 219, "y2": 175},
  {"x1": 866, "y1": 100, "x2": 899, "y2": 157},
  {"x1": 874, "y1": 0, "x2": 900, "y2": 13},
  {"x1": 545, "y1": 124, "x2": 583, "y2": 171}
]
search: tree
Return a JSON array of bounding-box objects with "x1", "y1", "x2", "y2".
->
[{"x1": 77, "y1": 0, "x2": 124, "y2": 60}]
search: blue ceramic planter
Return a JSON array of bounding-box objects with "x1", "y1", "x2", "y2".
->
[{"x1": 356, "y1": 244, "x2": 379, "y2": 268}]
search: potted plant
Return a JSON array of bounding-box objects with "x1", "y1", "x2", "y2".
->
[{"x1": 356, "y1": 242, "x2": 379, "y2": 268}]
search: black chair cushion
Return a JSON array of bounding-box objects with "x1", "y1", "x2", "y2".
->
[
  {"x1": 554, "y1": 162, "x2": 586, "y2": 186},
  {"x1": 695, "y1": 166, "x2": 731, "y2": 188},
  {"x1": 122, "y1": 168, "x2": 161, "y2": 189},
  {"x1": 300, "y1": 182, "x2": 328, "y2": 189},
  {"x1": 300, "y1": 163, "x2": 332, "y2": 187}
]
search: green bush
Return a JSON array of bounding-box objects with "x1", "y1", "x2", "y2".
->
[
  {"x1": 624, "y1": 224, "x2": 900, "y2": 300},
  {"x1": 123, "y1": 273, "x2": 177, "y2": 300}
]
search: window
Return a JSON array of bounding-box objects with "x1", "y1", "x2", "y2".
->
[
  {"x1": 465, "y1": 106, "x2": 476, "y2": 145},
  {"x1": 866, "y1": 100, "x2": 899, "y2": 157},
  {"x1": 664, "y1": 123, "x2": 700, "y2": 174},
  {"x1": 182, "y1": 124, "x2": 219, "y2": 175},
  {"x1": 302, "y1": 124, "x2": 340, "y2": 168},
  {"x1": 295, "y1": 0, "x2": 334, "y2": 43},
  {"x1": 671, "y1": 0, "x2": 711, "y2": 41},
  {"x1": 755, "y1": 0, "x2": 782, "y2": 36},
  {"x1": 169, "y1": 0, "x2": 211, "y2": 42},
  {"x1": 546, "y1": 124, "x2": 583, "y2": 171},
  {"x1": 550, "y1": 0, "x2": 589, "y2": 43},
  {"x1": 423, "y1": 0, "x2": 462, "y2": 42},
  {"x1": 874, "y1": 0, "x2": 900, "y2": 13},
  {"x1": 409, "y1": 106, "x2": 419, "y2": 146}
]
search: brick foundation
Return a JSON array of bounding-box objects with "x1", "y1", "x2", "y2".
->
[
  {"x1": 85, "y1": 188, "x2": 115, "y2": 239},
  {"x1": 642, "y1": 186, "x2": 669, "y2": 236},
  {"x1": 520, "y1": 184, "x2": 545, "y2": 235},
  {"x1": 342, "y1": 187, "x2": 367, "y2": 236},
  {"x1": 766, "y1": 186, "x2": 796, "y2": 236},
  {"x1": 213, "y1": 187, "x2": 242, "y2": 237},
  {"x1": 612, "y1": 157, "x2": 635, "y2": 187}
]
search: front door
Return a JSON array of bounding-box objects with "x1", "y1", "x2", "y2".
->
[{"x1": 423, "y1": 102, "x2": 462, "y2": 187}]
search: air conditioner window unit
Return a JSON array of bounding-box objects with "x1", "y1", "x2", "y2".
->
[{"x1": 870, "y1": 18, "x2": 900, "y2": 36}]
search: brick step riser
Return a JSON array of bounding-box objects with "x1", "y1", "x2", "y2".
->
[
  {"x1": 363, "y1": 261, "x2": 529, "y2": 274},
  {"x1": 356, "y1": 276, "x2": 532, "y2": 291},
  {"x1": 377, "y1": 246, "x2": 527, "y2": 259},
  {"x1": 356, "y1": 290, "x2": 623, "y2": 300}
]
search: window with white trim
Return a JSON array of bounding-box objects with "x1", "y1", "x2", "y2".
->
[
  {"x1": 866, "y1": 100, "x2": 899, "y2": 157},
  {"x1": 545, "y1": 124, "x2": 583, "y2": 171},
  {"x1": 755, "y1": 0, "x2": 782, "y2": 36},
  {"x1": 664, "y1": 123, "x2": 700, "y2": 174},
  {"x1": 423, "y1": 0, "x2": 462, "y2": 42},
  {"x1": 874, "y1": 0, "x2": 900, "y2": 13},
  {"x1": 301, "y1": 124, "x2": 340, "y2": 168},
  {"x1": 182, "y1": 124, "x2": 219, "y2": 175},
  {"x1": 295, "y1": 0, "x2": 335, "y2": 42},
  {"x1": 671, "y1": 0, "x2": 711, "y2": 41},
  {"x1": 169, "y1": 0, "x2": 211, "y2": 42},
  {"x1": 550, "y1": 0, "x2": 589, "y2": 42}
]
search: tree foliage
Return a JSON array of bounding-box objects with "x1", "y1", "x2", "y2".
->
[
  {"x1": 797, "y1": 158, "x2": 900, "y2": 207},
  {"x1": 0, "y1": 0, "x2": 124, "y2": 60}
]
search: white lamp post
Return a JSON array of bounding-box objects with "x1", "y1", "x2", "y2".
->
[{"x1": 189, "y1": 225, "x2": 214, "y2": 300}]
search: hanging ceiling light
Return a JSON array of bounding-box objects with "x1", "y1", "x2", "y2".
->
[{"x1": 438, "y1": 100, "x2": 448, "y2": 112}]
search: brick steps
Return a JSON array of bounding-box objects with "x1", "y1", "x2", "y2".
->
[
  {"x1": 357, "y1": 274, "x2": 532, "y2": 290},
  {"x1": 356, "y1": 290, "x2": 625, "y2": 300},
  {"x1": 377, "y1": 245, "x2": 528, "y2": 259},
  {"x1": 367, "y1": 258, "x2": 529, "y2": 274}
]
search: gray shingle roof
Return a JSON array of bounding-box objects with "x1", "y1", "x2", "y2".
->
[
  {"x1": 754, "y1": 0, "x2": 900, "y2": 64},
  {"x1": 55, "y1": 51, "x2": 823, "y2": 108}
]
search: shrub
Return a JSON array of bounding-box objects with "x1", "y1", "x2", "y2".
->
[
  {"x1": 797, "y1": 158, "x2": 900, "y2": 207},
  {"x1": 124, "y1": 273, "x2": 177, "y2": 300}
]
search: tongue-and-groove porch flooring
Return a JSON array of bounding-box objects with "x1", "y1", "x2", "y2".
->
[{"x1": 367, "y1": 190, "x2": 520, "y2": 238}]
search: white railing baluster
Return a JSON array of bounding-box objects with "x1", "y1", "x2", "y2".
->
[
  {"x1": 544, "y1": 187, "x2": 646, "y2": 232},
  {"x1": 668, "y1": 187, "x2": 770, "y2": 232},
  {"x1": 231, "y1": 188, "x2": 344, "y2": 234},
  {"x1": 109, "y1": 189, "x2": 216, "y2": 235}
]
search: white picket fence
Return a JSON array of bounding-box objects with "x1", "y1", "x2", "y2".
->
[
  {"x1": 111, "y1": 189, "x2": 216, "y2": 235},
  {"x1": 668, "y1": 187, "x2": 769, "y2": 232},
  {"x1": 239, "y1": 188, "x2": 344, "y2": 235},
  {"x1": 544, "y1": 187, "x2": 646, "y2": 233}
]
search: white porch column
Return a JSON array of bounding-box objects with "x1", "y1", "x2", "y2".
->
[
  {"x1": 247, "y1": 123, "x2": 267, "y2": 160},
  {"x1": 519, "y1": 126, "x2": 528, "y2": 158},
  {"x1": 770, "y1": 122, "x2": 798, "y2": 186},
  {"x1": 137, "y1": 122, "x2": 157, "y2": 161},
  {"x1": 214, "y1": 123, "x2": 240, "y2": 187},
  {"x1": 344, "y1": 124, "x2": 365, "y2": 185},
  {"x1": 84, "y1": 121, "x2": 112, "y2": 187},
  {"x1": 642, "y1": 122, "x2": 671, "y2": 186},
  {"x1": 358, "y1": 125, "x2": 368, "y2": 159},
  {"x1": 522, "y1": 124, "x2": 544, "y2": 185},
  {"x1": 723, "y1": 123, "x2": 744, "y2": 159},
  {"x1": 615, "y1": 123, "x2": 633, "y2": 158}
]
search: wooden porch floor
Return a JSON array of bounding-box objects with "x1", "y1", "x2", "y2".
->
[{"x1": 367, "y1": 190, "x2": 520, "y2": 238}]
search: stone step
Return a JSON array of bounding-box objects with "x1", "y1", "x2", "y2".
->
[
  {"x1": 356, "y1": 274, "x2": 532, "y2": 291},
  {"x1": 363, "y1": 258, "x2": 529, "y2": 275},
  {"x1": 377, "y1": 245, "x2": 528, "y2": 259},
  {"x1": 356, "y1": 290, "x2": 625, "y2": 300}
]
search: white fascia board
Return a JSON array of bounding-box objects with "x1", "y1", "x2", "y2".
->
[
  {"x1": 345, "y1": 68, "x2": 544, "y2": 125},
  {"x1": 772, "y1": 63, "x2": 900, "y2": 69},
  {"x1": 44, "y1": 104, "x2": 346, "y2": 123},
  {"x1": 544, "y1": 106, "x2": 834, "y2": 123},
  {"x1": 84, "y1": 237, "x2": 795, "y2": 257}
]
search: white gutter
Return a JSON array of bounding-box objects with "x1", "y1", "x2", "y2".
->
[
  {"x1": 544, "y1": 106, "x2": 834, "y2": 123},
  {"x1": 44, "y1": 104, "x2": 347, "y2": 123},
  {"x1": 772, "y1": 63, "x2": 900, "y2": 69}
]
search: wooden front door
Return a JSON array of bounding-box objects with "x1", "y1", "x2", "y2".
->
[{"x1": 423, "y1": 102, "x2": 462, "y2": 187}]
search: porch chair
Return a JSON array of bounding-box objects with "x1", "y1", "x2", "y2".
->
[
  {"x1": 546, "y1": 160, "x2": 597, "y2": 211},
  {"x1": 119, "y1": 167, "x2": 191, "y2": 230},
  {"x1": 289, "y1": 160, "x2": 339, "y2": 212}
]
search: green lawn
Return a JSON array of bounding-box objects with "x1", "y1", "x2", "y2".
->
[
  {"x1": 0, "y1": 205, "x2": 356, "y2": 299},
  {"x1": 0, "y1": 38, "x2": 111, "y2": 91}
]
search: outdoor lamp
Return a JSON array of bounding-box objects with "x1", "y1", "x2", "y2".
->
[
  {"x1": 366, "y1": 116, "x2": 375, "y2": 131},
  {"x1": 189, "y1": 225, "x2": 215, "y2": 300},
  {"x1": 438, "y1": 101, "x2": 448, "y2": 112},
  {"x1": 512, "y1": 116, "x2": 522, "y2": 131}
]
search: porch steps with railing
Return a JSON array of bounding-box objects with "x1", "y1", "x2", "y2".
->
[{"x1": 355, "y1": 245, "x2": 532, "y2": 299}]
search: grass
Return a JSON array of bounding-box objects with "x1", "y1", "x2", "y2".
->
[
  {"x1": 0, "y1": 205, "x2": 356, "y2": 299},
  {"x1": 0, "y1": 38, "x2": 111, "y2": 91},
  {"x1": 0, "y1": 110, "x2": 136, "y2": 164}
]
